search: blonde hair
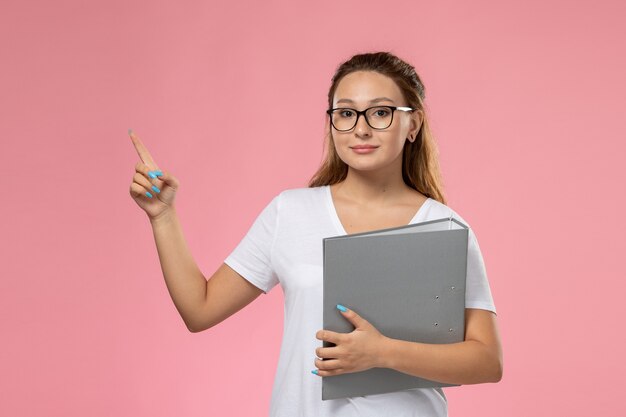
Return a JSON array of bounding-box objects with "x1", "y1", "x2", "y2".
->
[{"x1": 307, "y1": 51, "x2": 447, "y2": 205}]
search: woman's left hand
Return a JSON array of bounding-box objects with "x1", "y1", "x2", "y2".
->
[{"x1": 313, "y1": 306, "x2": 389, "y2": 377}]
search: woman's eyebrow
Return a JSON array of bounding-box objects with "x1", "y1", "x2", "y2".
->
[{"x1": 336, "y1": 97, "x2": 395, "y2": 104}]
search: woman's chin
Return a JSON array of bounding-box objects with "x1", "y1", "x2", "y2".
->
[{"x1": 345, "y1": 160, "x2": 386, "y2": 172}]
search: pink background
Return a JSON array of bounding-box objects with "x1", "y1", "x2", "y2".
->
[{"x1": 1, "y1": 0, "x2": 625, "y2": 416}]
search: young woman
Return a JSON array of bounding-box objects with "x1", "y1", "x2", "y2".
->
[{"x1": 129, "y1": 51, "x2": 503, "y2": 417}]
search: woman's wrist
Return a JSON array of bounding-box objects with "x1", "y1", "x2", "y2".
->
[{"x1": 149, "y1": 206, "x2": 177, "y2": 227}]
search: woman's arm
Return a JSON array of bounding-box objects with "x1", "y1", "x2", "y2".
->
[
  {"x1": 379, "y1": 308, "x2": 503, "y2": 385},
  {"x1": 314, "y1": 306, "x2": 502, "y2": 384},
  {"x1": 150, "y1": 210, "x2": 264, "y2": 333}
]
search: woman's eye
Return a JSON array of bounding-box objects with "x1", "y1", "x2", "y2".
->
[
  {"x1": 339, "y1": 110, "x2": 354, "y2": 118},
  {"x1": 374, "y1": 109, "x2": 389, "y2": 117}
]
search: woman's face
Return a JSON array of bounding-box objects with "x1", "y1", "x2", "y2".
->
[{"x1": 329, "y1": 70, "x2": 421, "y2": 174}]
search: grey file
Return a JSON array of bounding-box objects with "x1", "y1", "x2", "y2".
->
[{"x1": 322, "y1": 216, "x2": 469, "y2": 400}]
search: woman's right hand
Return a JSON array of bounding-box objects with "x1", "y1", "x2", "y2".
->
[{"x1": 128, "y1": 130, "x2": 180, "y2": 221}]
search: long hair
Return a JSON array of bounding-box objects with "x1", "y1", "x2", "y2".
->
[{"x1": 307, "y1": 51, "x2": 447, "y2": 205}]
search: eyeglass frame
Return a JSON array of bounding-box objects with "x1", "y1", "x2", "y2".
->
[{"x1": 326, "y1": 105, "x2": 415, "y2": 131}]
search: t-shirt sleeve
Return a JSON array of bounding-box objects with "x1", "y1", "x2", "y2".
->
[
  {"x1": 465, "y1": 227, "x2": 497, "y2": 315},
  {"x1": 223, "y1": 193, "x2": 281, "y2": 295}
]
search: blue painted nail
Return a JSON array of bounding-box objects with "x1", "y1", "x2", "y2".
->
[
  {"x1": 336, "y1": 304, "x2": 347, "y2": 312},
  {"x1": 145, "y1": 191, "x2": 153, "y2": 198},
  {"x1": 148, "y1": 172, "x2": 157, "y2": 179},
  {"x1": 128, "y1": 128, "x2": 133, "y2": 135},
  {"x1": 154, "y1": 170, "x2": 163, "y2": 176},
  {"x1": 151, "y1": 185, "x2": 160, "y2": 193},
  {"x1": 311, "y1": 369, "x2": 318, "y2": 375}
]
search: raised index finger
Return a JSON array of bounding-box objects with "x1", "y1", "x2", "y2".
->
[{"x1": 128, "y1": 129, "x2": 160, "y2": 170}]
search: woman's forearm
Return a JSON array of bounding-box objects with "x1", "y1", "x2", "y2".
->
[
  {"x1": 379, "y1": 337, "x2": 503, "y2": 385},
  {"x1": 150, "y1": 207, "x2": 207, "y2": 331}
]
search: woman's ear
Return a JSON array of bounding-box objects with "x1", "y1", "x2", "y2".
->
[{"x1": 409, "y1": 110, "x2": 423, "y2": 141}]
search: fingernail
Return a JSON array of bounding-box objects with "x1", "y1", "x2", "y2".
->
[
  {"x1": 128, "y1": 128, "x2": 133, "y2": 135},
  {"x1": 145, "y1": 191, "x2": 153, "y2": 198},
  {"x1": 148, "y1": 171, "x2": 157, "y2": 179},
  {"x1": 154, "y1": 170, "x2": 163, "y2": 176},
  {"x1": 151, "y1": 185, "x2": 160, "y2": 193},
  {"x1": 336, "y1": 304, "x2": 347, "y2": 312},
  {"x1": 311, "y1": 369, "x2": 318, "y2": 375}
]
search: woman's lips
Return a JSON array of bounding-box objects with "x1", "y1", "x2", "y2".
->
[{"x1": 351, "y1": 146, "x2": 378, "y2": 154}]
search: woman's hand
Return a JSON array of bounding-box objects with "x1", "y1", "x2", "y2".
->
[
  {"x1": 313, "y1": 305, "x2": 389, "y2": 377},
  {"x1": 128, "y1": 130, "x2": 180, "y2": 221}
]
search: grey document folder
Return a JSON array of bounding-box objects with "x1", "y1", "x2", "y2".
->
[{"x1": 322, "y1": 216, "x2": 469, "y2": 400}]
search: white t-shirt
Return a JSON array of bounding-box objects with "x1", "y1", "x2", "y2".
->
[{"x1": 224, "y1": 185, "x2": 497, "y2": 417}]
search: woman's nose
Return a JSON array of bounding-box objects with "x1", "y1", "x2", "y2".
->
[{"x1": 354, "y1": 114, "x2": 372, "y2": 136}]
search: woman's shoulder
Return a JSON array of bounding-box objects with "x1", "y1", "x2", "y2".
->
[
  {"x1": 424, "y1": 197, "x2": 473, "y2": 230},
  {"x1": 272, "y1": 185, "x2": 328, "y2": 211},
  {"x1": 276, "y1": 185, "x2": 327, "y2": 201}
]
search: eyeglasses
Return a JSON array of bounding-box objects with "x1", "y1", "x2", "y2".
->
[{"x1": 326, "y1": 105, "x2": 414, "y2": 131}]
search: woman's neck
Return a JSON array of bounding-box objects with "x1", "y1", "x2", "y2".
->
[{"x1": 334, "y1": 168, "x2": 410, "y2": 206}]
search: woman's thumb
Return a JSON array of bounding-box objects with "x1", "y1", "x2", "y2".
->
[{"x1": 153, "y1": 169, "x2": 179, "y2": 190}]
